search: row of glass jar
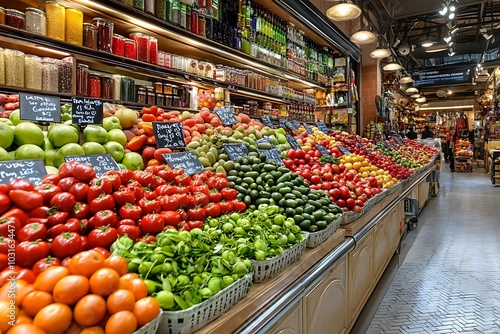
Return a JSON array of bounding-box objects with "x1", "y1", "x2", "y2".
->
[{"x1": 0, "y1": 48, "x2": 72, "y2": 93}]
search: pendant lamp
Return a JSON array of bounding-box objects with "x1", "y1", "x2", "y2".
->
[
  {"x1": 406, "y1": 87, "x2": 418, "y2": 93},
  {"x1": 350, "y1": 27, "x2": 377, "y2": 45},
  {"x1": 326, "y1": 1, "x2": 361, "y2": 21},
  {"x1": 370, "y1": 47, "x2": 391, "y2": 59},
  {"x1": 383, "y1": 57, "x2": 402, "y2": 71}
]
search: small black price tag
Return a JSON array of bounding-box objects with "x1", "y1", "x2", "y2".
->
[
  {"x1": 162, "y1": 152, "x2": 205, "y2": 176},
  {"x1": 303, "y1": 123, "x2": 314, "y2": 135},
  {"x1": 0, "y1": 159, "x2": 47, "y2": 185},
  {"x1": 378, "y1": 141, "x2": 392, "y2": 151},
  {"x1": 153, "y1": 122, "x2": 185, "y2": 149},
  {"x1": 292, "y1": 120, "x2": 301, "y2": 129},
  {"x1": 316, "y1": 120, "x2": 329, "y2": 134},
  {"x1": 261, "y1": 116, "x2": 274, "y2": 128},
  {"x1": 19, "y1": 93, "x2": 61, "y2": 123},
  {"x1": 337, "y1": 145, "x2": 351, "y2": 155},
  {"x1": 315, "y1": 144, "x2": 330, "y2": 156},
  {"x1": 215, "y1": 107, "x2": 237, "y2": 126},
  {"x1": 356, "y1": 143, "x2": 371, "y2": 155},
  {"x1": 286, "y1": 134, "x2": 300, "y2": 150},
  {"x1": 257, "y1": 149, "x2": 283, "y2": 165},
  {"x1": 223, "y1": 143, "x2": 249, "y2": 161},
  {"x1": 389, "y1": 141, "x2": 399, "y2": 150},
  {"x1": 65, "y1": 154, "x2": 120, "y2": 178},
  {"x1": 393, "y1": 135, "x2": 404, "y2": 145},
  {"x1": 71, "y1": 97, "x2": 104, "y2": 125}
]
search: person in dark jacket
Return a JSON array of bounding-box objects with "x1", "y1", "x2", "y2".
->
[
  {"x1": 406, "y1": 127, "x2": 418, "y2": 139},
  {"x1": 421, "y1": 125, "x2": 434, "y2": 139}
]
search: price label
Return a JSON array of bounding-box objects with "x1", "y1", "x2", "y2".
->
[
  {"x1": 261, "y1": 116, "x2": 274, "y2": 128},
  {"x1": 65, "y1": 154, "x2": 119, "y2": 178},
  {"x1": 71, "y1": 97, "x2": 103, "y2": 125},
  {"x1": 278, "y1": 119, "x2": 287, "y2": 128},
  {"x1": 162, "y1": 152, "x2": 205, "y2": 176},
  {"x1": 316, "y1": 120, "x2": 329, "y2": 134},
  {"x1": 286, "y1": 134, "x2": 300, "y2": 150},
  {"x1": 393, "y1": 135, "x2": 404, "y2": 145},
  {"x1": 153, "y1": 122, "x2": 185, "y2": 149},
  {"x1": 257, "y1": 149, "x2": 283, "y2": 165},
  {"x1": 337, "y1": 145, "x2": 351, "y2": 155},
  {"x1": 389, "y1": 141, "x2": 399, "y2": 150},
  {"x1": 292, "y1": 120, "x2": 301, "y2": 129},
  {"x1": 356, "y1": 143, "x2": 371, "y2": 155},
  {"x1": 20, "y1": 93, "x2": 61, "y2": 123},
  {"x1": 303, "y1": 123, "x2": 314, "y2": 134},
  {"x1": 0, "y1": 159, "x2": 46, "y2": 185},
  {"x1": 379, "y1": 141, "x2": 392, "y2": 151},
  {"x1": 215, "y1": 107, "x2": 237, "y2": 126},
  {"x1": 315, "y1": 144, "x2": 330, "y2": 156},
  {"x1": 223, "y1": 143, "x2": 249, "y2": 161}
]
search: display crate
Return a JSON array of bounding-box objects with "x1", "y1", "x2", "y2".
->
[
  {"x1": 135, "y1": 311, "x2": 162, "y2": 334},
  {"x1": 306, "y1": 216, "x2": 341, "y2": 248},
  {"x1": 158, "y1": 273, "x2": 253, "y2": 334}
]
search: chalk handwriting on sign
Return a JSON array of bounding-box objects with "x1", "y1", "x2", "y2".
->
[
  {"x1": 215, "y1": 107, "x2": 237, "y2": 126},
  {"x1": 162, "y1": 152, "x2": 205, "y2": 176},
  {"x1": 261, "y1": 116, "x2": 274, "y2": 128},
  {"x1": 153, "y1": 122, "x2": 185, "y2": 149},
  {"x1": 0, "y1": 159, "x2": 46, "y2": 185},
  {"x1": 303, "y1": 123, "x2": 313, "y2": 134},
  {"x1": 356, "y1": 143, "x2": 371, "y2": 155},
  {"x1": 223, "y1": 143, "x2": 249, "y2": 161},
  {"x1": 19, "y1": 93, "x2": 61, "y2": 123},
  {"x1": 65, "y1": 154, "x2": 120, "y2": 178},
  {"x1": 393, "y1": 135, "x2": 404, "y2": 145},
  {"x1": 337, "y1": 145, "x2": 351, "y2": 155},
  {"x1": 316, "y1": 120, "x2": 329, "y2": 134},
  {"x1": 292, "y1": 120, "x2": 301, "y2": 129},
  {"x1": 286, "y1": 134, "x2": 300, "y2": 150},
  {"x1": 71, "y1": 97, "x2": 104, "y2": 125},
  {"x1": 257, "y1": 149, "x2": 283, "y2": 165},
  {"x1": 315, "y1": 144, "x2": 330, "y2": 156}
]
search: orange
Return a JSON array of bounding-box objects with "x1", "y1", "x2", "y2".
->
[
  {"x1": 104, "y1": 311, "x2": 137, "y2": 334},
  {"x1": 67, "y1": 251, "x2": 105, "y2": 278},
  {"x1": 133, "y1": 297, "x2": 160, "y2": 327},
  {"x1": 106, "y1": 290, "x2": 135, "y2": 314},
  {"x1": 33, "y1": 267, "x2": 69, "y2": 293}
]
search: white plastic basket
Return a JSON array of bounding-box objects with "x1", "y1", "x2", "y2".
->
[
  {"x1": 134, "y1": 311, "x2": 162, "y2": 334},
  {"x1": 306, "y1": 216, "x2": 341, "y2": 248},
  {"x1": 340, "y1": 210, "x2": 362, "y2": 225},
  {"x1": 157, "y1": 273, "x2": 253, "y2": 334},
  {"x1": 252, "y1": 234, "x2": 308, "y2": 282}
]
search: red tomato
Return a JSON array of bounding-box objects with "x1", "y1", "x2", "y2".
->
[
  {"x1": 139, "y1": 214, "x2": 165, "y2": 234},
  {"x1": 6, "y1": 178, "x2": 35, "y2": 192},
  {"x1": 118, "y1": 203, "x2": 142, "y2": 222},
  {"x1": 113, "y1": 186, "x2": 136, "y2": 207},
  {"x1": 50, "y1": 192, "x2": 77, "y2": 212},
  {"x1": 32, "y1": 256, "x2": 62, "y2": 275},
  {"x1": 117, "y1": 225, "x2": 141, "y2": 242},
  {"x1": 68, "y1": 182, "x2": 90, "y2": 202},
  {"x1": 17, "y1": 223, "x2": 47, "y2": 242},
  {"x1": 205, "y1": 203, "x2": 221, "y2": 217},
  {"x1": 51, "y1": 232, "x2": 83, "y2": 259},
  {"x1": 88, "y1": 226, "x2": 118, "y2": 249},
  {"x1": 16, "y1": 240, "x2": 51, "y2": 268},
  {"x1": 57, "y1": 177, "x2": 79, "y2": 192},
  {"x1": 161, "y1": 211, "x2": 181, "y2": 226},
  {"x1": 34, "y1": 184, "x2": 62, "y2": 206},
  {"x1": 187, "y1": 207, "x2": 206, "y2": 221},
  {"x1": 72, "y1": 163, "x2": 96, "y2": 182},
  {"x1": 89, "y1": 210, "x2": 118, "y2": 228},
  {"x1": 0, "y1": 217, "x2": 20, "y2": 237},
  {"x1": 220, "y1": 188, "x2": 237, "y2": 201},
  {"x1": 46, "y1": 211, "x2": 69, "y2": 228}
]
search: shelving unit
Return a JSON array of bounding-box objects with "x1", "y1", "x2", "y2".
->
[{"x1": 489, "y1": 150, "x2": 500, "y2": 185}]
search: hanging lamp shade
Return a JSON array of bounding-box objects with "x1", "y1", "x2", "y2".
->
[
  {"x1": 370, "y1": 47, "x2": 391, "y2": 59},
  {"x1": 399, "y1": 76, "x2": 414, "y2": 84},
  {"x1": 383, "y1": 57, "x2": 402, "y2": 71},
  {"x1": 350, "y1": 28, "x2": 377, "y2": 45},
  {"x1": 411, "y1": 93, "x2": 421, "y2": 98},
  {"x1": 326, "y1": 1, "x2": 361, "y2": 21},
  {"x1": 406, "y1": 87, "x2": 419, "y2": 93},
  {"x1": 415, "y1": 96, "x2": 426, "y2": 103}
]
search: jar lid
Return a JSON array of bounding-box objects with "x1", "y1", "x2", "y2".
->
[
  {"x1": 157, "y1": 93, "x2": 164, "y2": 97},
  {"x1": 148, "y1": 36, "x2": 157, "y2": 41},
  {"x1": 5, "y1": 9, "x2": 25, "y2": 16},
  {"x1": 113, "y1": 34, "x2": 124, "y2": 39},
  {"x1": 92, "y1": 17, "x2": 107, "y2": 23},
  {"x1": 124, "y1": 38, "x2": 135, "y2": 43},
  {"x1": 154, "y1": 82, "x2": 163, "y2": 85},
  {"x1": 101, "y1": 74, "x2": 113, "y2": 79},
  {"x1": 83, "y1": 23, "x2": 97, "y2": 29},
  {"x1": 137, "y1": 90, "x2": 146, "y2": 94},
  {"x1": 129, "y1": 32, "x2": 145, "y2": 37},
  {"x1": 41, "y1": 57, "x2": 57, "y2": 62},
  {"x1": 26, "y1": 7, "x2": 45, "y2": 15},
  {"x1": 77, "y1": 64, "x2": 89, "y2": 68},
  {"x1": 146, "y1": 86, "x2": 154, "y2": 91},
  {"x1": 89, "y1": 72, "x2": 101, "y2": 77}
]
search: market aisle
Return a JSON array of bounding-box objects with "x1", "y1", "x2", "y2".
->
[{"x1": 351, "y1": 164, "x2": 500, "y2": 334}]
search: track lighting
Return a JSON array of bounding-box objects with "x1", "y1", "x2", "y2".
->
[
  {"x1": 443, "y1": 36, "x2": 452, "y2": 43},
  {"x1": 421, "y1": 38, "x2": 434, "y2": 47},
  {"x1": 448, "y1": 48, "x2": 455, "y2": 56},
  {"x1": 448, "y1": 12, "x2": 455, "y2": 20},
  {"x1": 370, "y1": 47, "x2": 391, "y2": 59},
  {"x1": 449, "y1": 0, "x2": 458, "y2": 12},
  {"x1": 406, "y1": 87, "x2": 419, "y2": 93},
  {"x1": 399, "y1": 75, "x2": 414, "y2": 84},
  {"x1": 439, "y1": 7, "x2": 448, "y2": 15}
]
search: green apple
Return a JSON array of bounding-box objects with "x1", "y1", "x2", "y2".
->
[
  {"x1": 121, "y1": 152, "x2": 144, "y2": 171},
  {"x1": 45, "y1": 166, "x2": 59, "y2": 174},
  {"x1": 104, "y1": 141, "x2": 124, "y2": 162},
  {"x1": 54, "y1": 143, "x2": 85, "y2": 167},
  {"x1": 8, "y1": 151, "x2": 15, "y2": 161},
  {"x1": 0, "y1": 123, "x2": 14, "y2": 149},
  {"x1": 48, "y1": 124, "x2": 80, "y2": 148},
  {"x1": 44, "y1": 148, "x2": 58, "y2": 167},
  {"x1": 0, "y1": 118, "x2": 13, "y2": 126},
  {"x1": 43, "y1": 138, "x2": 55, "y2": 151},
  {"x1": 15, "y1": 144, "x2": 45, "y2": 160},
  {"x1": 84, "y1": 125, "x2": 108, "y2": 144},
  {"x1": 103, "y1": 116, "x2": 122, "y2": 132},
  {"x1": 107, "y1": 129, "x2": 127, "y2": 148},
  {"x1": 14, "y1": 123, "x2": 44, "y2": 147},
  {"x1": 0, "y1": 147, "x2": 12, "y2": 161},
  {"x1": 117, "y1": 163, "x2": 127, "y2": 170},
  {"x1": 82, "y1": 142, "x2": 107, "y2": 155},
  {"x1": 9, "y1": 110, "x2": 21, "y2": 126}
]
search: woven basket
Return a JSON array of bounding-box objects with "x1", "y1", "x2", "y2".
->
[
  {"x1": 134, "y1": 311, "x2": 162, "y2": 334},
  {"x1": 306, "y1": 216, "x2": 341, "y2": 248}
]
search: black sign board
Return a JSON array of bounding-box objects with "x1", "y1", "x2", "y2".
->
[
  {"x1": 257, "y1": 138, "x2": 278, "y2": 150},
  {"x1": 162, "y1": 152, "x2": 205, "y2": 176},
  {"x1": 303, "y1": 123, "x2": 314, "y2": 135},
  {"x1": 389, "y1": 141, "x2": 399, "y2": 150},
  {"x1": 337, "y1": 145, "x2": 351, "y2": 155},
  {"x1": 378, "y1": 141, "x2": 392, "y2": 151},
  {"x1": 261, "y1": 116, "x2": 274, "y2": 128},
  {"x1": 19, "y1": 93, "x2": 61, "y2": 123},
  {"x1": 71, "y1": 97, "x2": 104, "y2": 125},
  {"x1": 286, "y1": 134, "x2": 300, "y2": 150},
  {"x1": 316, "y1": 121, "x2": 329, "y2": 134},
  {"x1": 223, "y1": 143, "x2": 249, "y2": 161},
  {"x1": 356, "y1": 143, "x2": 371, "y2": 155},
  {"x1": 393, "y1": 135, "x2": 404, "y2": 145},
  {"x1": 0, "y1": 159, "x2": 46, "y2": 185},
  {"x1": 413, "y1": 65, "x2": 472, "y2": 87},
  {"x1": 65, "y1": 154, "x2": 120, "y2": 178},
  {"x1": 153, "y1": 122, "x2": 185, "y2": 149},
  {"x1": 292, "y1": 120, "x2": 301, "y2": 129},
  {"x1": 315, "y1": 144, "x2": 330, "y2": 156},
  {"x1": 215, "y1": 107, "x2": 237, "y2": 126},
  {"x1": 257, "y1": 149, "x2": 283, "y2": 165}
]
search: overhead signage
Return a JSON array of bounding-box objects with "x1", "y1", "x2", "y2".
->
[{"x1": 413, "y1": 66, "x2": 472, "y2": 87}]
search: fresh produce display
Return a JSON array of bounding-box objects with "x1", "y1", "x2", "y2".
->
[{"x1": 0, "y1": 250, "x2": 160, "y2": 334}]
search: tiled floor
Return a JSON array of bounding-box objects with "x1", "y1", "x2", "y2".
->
[{"x1": 351, "y1": 162, "x2": 500, "y2": 334}]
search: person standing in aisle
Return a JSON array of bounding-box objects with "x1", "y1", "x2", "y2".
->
[
  {"x1": 449, "y1": 131, "x2": 455, "y2": 172},
  {"x1": 406, "y1": 126, "x2": 418, "y2": 139},
  {"x1": 421, "y1": 125, "x2": 434, "y2": 139}
]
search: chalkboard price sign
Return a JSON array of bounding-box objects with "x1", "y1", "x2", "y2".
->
[
  {"x1": 292, "y1": 120, "x2": 301, "y2": 129},
  {"x1": 162, "y1": 152, "x2": 205, "y2": 176},
  {"x1": 378, "y1": 141, "x2": 393, "y2": 151},
  {"x1": 215, "y1": 107, "x2": 237, "y2": 126},
  {"x1": 257, "y1": 149, "x2": 283, "y2": 165},
  {"x1": 303, "y1": 123, "x2": 314, "y2": 134},
  {"x1": 0, "y1": 159, "x2": 47, "y2": 185},
  {"x1": 315, "y1": 144, "x2": 330, "y2": 156},
  {"x1": 316, "y1": 120, "x2": 329, "y2": 134},
  {"x1": 65, "y1": 154, "x2": 119, "y2": 178},
  {"x1": 356, "y1": 143, "x2": 371, "y2": 155},
  {"x1": 19, "y1": 93, "x2": 61, "y2": 123},
  {"x1": 278, "y1": 119, "x2": 287, "y2": 129},
  {"x1": 389, "y1": 141, "x2": 399, "y2": 150},
  {"x1": 261, "y1": 116, "x2": 274, "y2": 128},
  {"x1": 337, "y1": 145, "x2": 351, "y2": 155},
  {"x1": 286, "y1": 134, "x2": 300, "y2": 150},
  {"x1": 223, "y1": 143, "x2": 249, "y2": 161},
  {"x1": 71, "y1": 97, "x2": 104, "y2": 125},
  {"x1": 153, "y1": 122, "x2": 185, "y2": 149},
  {"x1": 393, "y1": 135, "x2": 404, "y2": 145}
]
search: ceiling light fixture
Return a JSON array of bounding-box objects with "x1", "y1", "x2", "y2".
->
[
  {"x1": 426, "y1": 44, "x2": 448, "y2": 53},
  {"x1": 326, "y1": 0, "x2": 362, "y2": 21},
  {"x1": 439, "y1": 7, "x2": 448, "y2": 15},
  {"x1": 443, "y1": 35, "x2": 452, "y2": 43},
  {"x1": 450, "y1": 26, "x2": 458, "y2": 34},
  {"x1": 406, "y1": 87, "x2": 419, "y2": 93},
  {"x1": 448, "y1": 12, "x2": 455, "y2": 20},
  {"x1": 383, "y1": 57, "x2": 403, "y2": 71},
  {"x1": 400, "y1": 75, "x2": 414, "y2": 83},
  {"x1": 411, "y1": 93, "x2": 421, "y2": 98},
  {"x1": 370, "y1": 47, "x2": 391, "y2": 59},
  {"x1": 415, "y1": 96, "x2": 427, "y2": 103},
  {"x1": 350, "y1": 27, "x2": 377, "y2": 45},
  {"x1": 421, "y1": 38, "x2": 435, "y2": 47},
  {"x1": 449, "y1": 0, "x2": 458, "y2": 12},
  {"x1": 448, "y1": 48, "x2": 455, "y2": 56}
]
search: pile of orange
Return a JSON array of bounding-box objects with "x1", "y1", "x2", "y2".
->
[{"x1": 0, "y1": 250, "x2": 160, "y2": 334}]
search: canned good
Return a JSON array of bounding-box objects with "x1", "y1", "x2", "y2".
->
[
  {"x1": 24, "y1": 55, "x2": 43, "y2": 90},
  {"x1": 26, "y1": 8, "x2": 46, "y2": 35},
  {"x1": 89, "y1": 73, "x2": 101, "y2": 98},
  {"x1": 83, "y1": 23, "x2": 98, "y2": 49},
  {"x1": 76, "y1": 64, "x2": 89, "y2": 96},
  {"x1": 46, "y1": 2, "x2": 65, "y2": 40},
  {"x1": 65, "y1": 8, "x2": 83, "y2": 45},
  {"x1": 93, "y1": 18, "x2": 113, "y2": 53},
  {"x1": 5, "y1": 9, "x2": 25, "y2": 30},
  {"x1": 42, "y1": 57, "x2": 59, "y2": 92}
]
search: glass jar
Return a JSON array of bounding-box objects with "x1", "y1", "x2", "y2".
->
[
  {"x1": 121, "y1": 76, "x2": 135, "y2": 102},
  {"x1": 58, "y1": 57, "x2": 72, "y2": 93},
  {"x1": 123, "y1": 0, "x2": 133, "y2": 5},
  {"x1": 5, "y1": 9, "x2": 25, "y2": 30},
  {"x1": 93, "y1": 18, "x2": 113, "y2": 53},
  {"x1": 65, "y1": 8, "x2": 83, "y2": 45},
  {"x1": 171, "y1": 0, "x2": 181, "y2": 26},
  {"x1": 133, "y1": 0, "x2": 145, "y2": 11},
  {"x1": 112, "y1": 34, "x2": 125, "y2": 56},
  {"x1": 0, "y1": 48, "x2": 4, "y2": 85},
  {"x1": 164, "y1": 53, "x2": 172, "y2": 68},
  {"x1": 155, "y1": 0, "x2": 166, "y2": 20},
  {"x1": 112, "y1": 75, "x2": 121, "y2": 100},
  {"x1": 24, "y1": 55, "x2": 42, "y2": 90},
  {"x1": 130, "y1": 33, "x2": 149, "y2": 62},
  {"x1": 26, "y1": 8, "x2": 46, "y2": 35},
  {"x1": 154, "y1": 82, "x2": 163, "y2": 94},
  {"x1": 101, "y1": 75, "x2": 113, "y2": 99},
  {"x1": 179, "y1": 3, "x2": 186, "y2": 30},
  {"x1": 171, "y1": 85, "x2": 178, "y2": 96},
  {"x1": 146, "y1": 86, "x2": 155, "y2": 105},
  {"x1": 46, "y1": 2, "x2": 65, "y2": 40},
  {"x1": 149, "y1": 36, "x2": 158, "y2": 64},
  {"x1": 145, "y1": 0, "x2": 154, "y2": 14},
  {"x1": 124, "y1": 39, "x2": 136, "y2": 59},
  {"x1": 5, "y1": 49, "x2": 24, "y2": 87},
  {"x1": 156, "y1": 93, "x2": 165, "y2": 106},
  {"x1": 136, "y1": 88, "x2": 146, "y2": 104},
  {"x1": 198, "y1": 13, "x2": 206, "y2": 38},
  {"x1": 163, "y1": 84, "x2": 172, "y2": 95},
  {"x1": 191, "y1": 5, "x2": 198, "y2": 34},
  {"x1": 186, "y1": 5, "x2": 191, "y2": 33},
  {"x1": 165, "y1": 95, "x2": 172, "y2": 106},
  {"x1": 89, "y1": 73, "x2": 101, "y2": 98},
  {"x1": 0, "y1": 7, "x2": 5, "y2": 25},
  {"x1": 42, "y1": 57, "x2": 59, "y2": 92},
  {"x1": 157, "y1": 51, "x2": 165, "y2": 67},
  {"x1": 83, "y1": 23, "x2": 98, "y2": 49},
  {"x1": 76, "y1": 64, "x2": 89, "y2": 96},
  {"x1": 173, "y1": 96, "x2": 180, "y2": 107}
]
